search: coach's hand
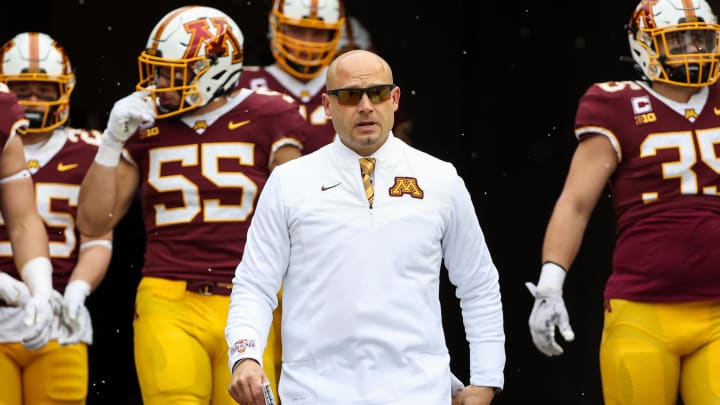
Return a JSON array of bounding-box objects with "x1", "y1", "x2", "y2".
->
[{"x1": 229, "y1": 359, "x2": 273, "y2": 405}]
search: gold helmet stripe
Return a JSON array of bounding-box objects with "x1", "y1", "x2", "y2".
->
[
  {"x1": 681, "y1": 0, "x2": 697, "y2": 18},
  {"x1": 150, "y1": 5, "x2": 200, "y2": 51},
  {"x1": 28, "y1": 32, "x2": 40, "y2": 73},
  {"x1": 309, "y1": 0, "x2": 319, "y2": 18}
]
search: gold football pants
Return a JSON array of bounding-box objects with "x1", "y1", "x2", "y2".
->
[
  {"x1": 134, "y1": 276, "x2": 281, "y2": 404},
  {"x1": 0, "y1": 340, "x2": 88, "y2": 405},
  {"x1": 601, "y1": 299, "x2": 720, "y2": 405}
]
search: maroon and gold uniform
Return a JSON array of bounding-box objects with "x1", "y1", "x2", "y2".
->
[
  {"x1": 0, "y1": 128, "x2": 100, "y2": 288},
  {"x1": 240, "y1": 65, "x2": 334, "y2": 154},
  {"x1": 575, "y1": 80, "x2": 720, "y2": 404},
  {"x1": 575, "y1": 80, "x2": 720, "y2": 302},
  {"x1": 125, "y1": 87, "x2": 304, "y2": 404},
  {"x1": 0, "y1": 127, "x2": 100, "y2": 405},
  {"x1": 125, "y1": 88, "x2": 304, "y2": 284}
]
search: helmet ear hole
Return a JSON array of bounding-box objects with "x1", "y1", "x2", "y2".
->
[{"x1": 193, "y1": 60, "x2": 209, "y2": 74}]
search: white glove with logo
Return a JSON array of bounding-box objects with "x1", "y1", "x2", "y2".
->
[
  {"x1": 526, "y1": 262, "x2": 575, "y2": 357},
  {"x1": 59, "y1": 279, "x2": 92, "y2": 345},
  {"x1": 0, "y1": 272, "x2": 31, "y2": 306},
  {"x1": 95, "y1": 91, "x2": 156, "y2": 167}
]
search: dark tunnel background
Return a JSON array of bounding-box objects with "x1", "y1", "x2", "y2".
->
[{"x1": 4, "y1": 1, "x2": 718, "y2": 403}]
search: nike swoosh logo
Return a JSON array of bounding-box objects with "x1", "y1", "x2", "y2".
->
[
  {"x1": 714, "y1": 107, "x2": 720, "y2": 115},
  {"x1": 228, "y1": 120, "x2": 251, "y2": 130},
  {"x1": 321, "y1": 183, "x2": 341, "y2": 191},
  {"x1": 57, "y1": 162, "x2": 79, "y2": 172}
]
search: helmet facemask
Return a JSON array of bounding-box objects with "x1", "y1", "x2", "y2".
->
[
  {"x1": 270, "y1": 0, "x2": 345, "y2": 81},
  {"x1": 136, "y1": 6, "x2": 244, "y2": 119},
  {"x1": 628, "y1": 0, "x2": 720, "y2": 87},
  {"x1": 138, "y1": 50, "x2": 207, "y2": 117},
  {"x1": 0, "y1": 32, "x2": 75, "y2": 133}
]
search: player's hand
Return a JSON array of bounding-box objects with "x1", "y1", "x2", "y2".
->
[
  {"x1": 228, "y1": 359, "x2": 273, "y2": 405},
  {"x1": 0, "y1": 272, "x2": 31, "y2": 306},
  {"x1": 22, "y1": 290, "x2": 62, "y2": 350},
  {"x1": 452, "y1": 385, "x2": 497, "y2": 405},
  {"x1": 526, "y1": 281, "x2": 575, "y2": 356},
  {"x1": 59, "y1": 280, "x2": 92, "y2": 345},
  {"x1": 105, "y1": 91, "x2": 155, "y2": 143}
]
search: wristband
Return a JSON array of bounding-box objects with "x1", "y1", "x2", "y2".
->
[
  {"x1": 80, "y1": 239, "x2": 113, "y2": 251},
  {"x1": 94, "y1": 131, "x2": 125, "y2": 167},
  {"x1": 537, "y1": 261, "x2": 567, "y2": 294},
  {"x1": 231, "y1": 358, "x2": 260, "y2": 372},
  {"x1": 0, "y1": 169, "x2": 30, "y2": 184},
  {"x1": 20, "y1": 256, "x2": 53, "y2": 296}
]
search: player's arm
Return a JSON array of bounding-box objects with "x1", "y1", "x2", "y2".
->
[
  {"x1": 59, "y1": 231, "x2": 113, "y2": 345},
  {"x1": 0, "y1": 135, "x2": 56, "y2": 349},
  {"x1": 266, "y1": 92, "x2": 306, "y2": 171},
  {"x1": 77, "y1": 91, "x2": 154, "y2": 237},
  {"x1": 542, "y1": 134, "x2": 617, "y2": 268},
  {"x1": 0, "y1": 135, "x2": 50, "y2": 270},
  {"x1": 527, "y1": 133, "x2": 617, "y2": 356},
  {"x1": 269, "y1": 144, "x2": 301, "y2": 171},
  {"x1": 70, "y1": 232, "x2": 113, "y2": 290},
  {"x1": 77, "y1": 159, "x2": 138, "y2": 237}
]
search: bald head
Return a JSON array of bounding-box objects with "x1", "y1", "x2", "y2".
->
[
  {"x1": 326, "y1": 50, "x2": 393, "y2": 89},
  {"x1": 321, "y1": 48, "x2": 400, "y2": 156}
]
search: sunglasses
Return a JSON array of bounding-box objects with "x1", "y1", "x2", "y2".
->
[{"x1": 326, "y1": 84, "x2": 396, "y2": 106}]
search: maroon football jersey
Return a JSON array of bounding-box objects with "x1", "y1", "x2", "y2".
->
[
  {"x1": 575, "y1": 80, "x2": 720, "y2": 301},
  {"x1": 240, "y1": 65, "x2": 335, "y2": 154},
  {"x1": 0, "y1": 128, "x2": 101, "y2": 291},
  {"x1": 124, "y1": 89, "x2": 306, "y2": 284}
]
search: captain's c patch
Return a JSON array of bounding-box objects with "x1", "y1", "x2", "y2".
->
[{"x1": 389, "y1": 177, "x2": 424, "y2": 199}]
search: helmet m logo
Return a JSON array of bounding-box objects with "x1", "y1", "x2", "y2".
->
[
  {"x1": 388, "y1": 177, "x2": 424, "y2": 199},
  {"x1": 183, "y1": 18, "x2": 242, "y2": 64}
]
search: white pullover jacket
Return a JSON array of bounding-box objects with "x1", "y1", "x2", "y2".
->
[{"x1": 226, "y1": 134, "x2": 504, "y2": 404}]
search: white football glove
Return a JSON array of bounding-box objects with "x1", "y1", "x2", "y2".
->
[
  {"x1": 20, "y1": 257, "x2": 57, "y2": 350},
  {"x1": 58, "y1": 280, "x2": 92, "y2": 345},
  {"x1": 106, "y1": 91, "x2": 155, "y2": 143},
  {"x1": 96, "y1": 91, "x2": 155, "y2": 167},
  {"x1": 526, "y1": 262, "x2": 575, "y2": 357},
  {"x1": 22, "y1": 289, "x2": 63, "y2": 350},
  {"x1": 0, "y1": 272, "x2": 31, "y2": 306}
]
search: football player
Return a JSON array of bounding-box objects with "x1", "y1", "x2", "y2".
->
[
  {"x1": 240, "y1": 0, "x2": 346, "y2": 154},
  {"x1": 0, "y1": 32, "x2": 93, "y2": 404},
  {"x1": 76, "y1": 6, "x2": 305, "y2": 404},
  {"x1": 526, "y1": 1, "x2": 720, "y2": 404}
]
